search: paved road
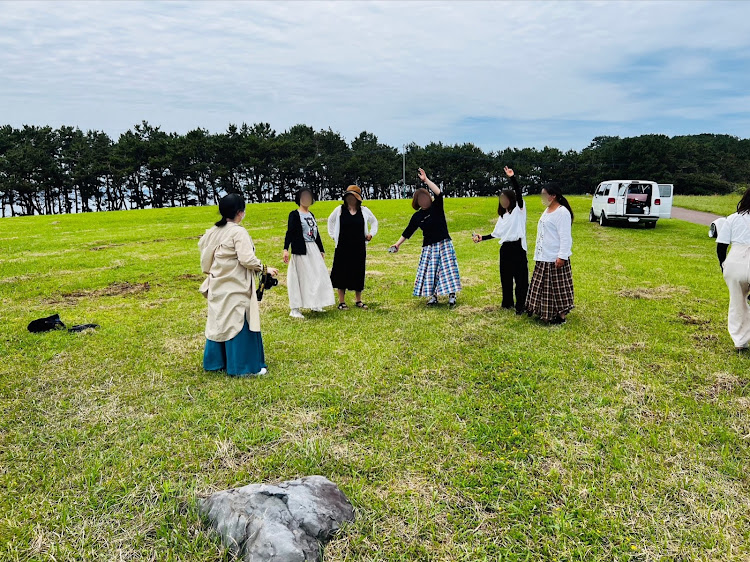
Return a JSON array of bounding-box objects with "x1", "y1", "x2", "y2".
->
[{"x1": 671, "y1": 206, "x2": 722, "y2": 226}]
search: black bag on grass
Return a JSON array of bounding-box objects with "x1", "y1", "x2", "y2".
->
[
  {"x1": 27, "y1": 314, "x2": 66, "y2": 333},
  {"x1": 27, "y1": 314, "x2": 99, "y2": 333}
]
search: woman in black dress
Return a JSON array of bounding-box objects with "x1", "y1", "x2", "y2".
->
[{"x1": 327, "y1": 185, "x2": 379, "y2": 309}]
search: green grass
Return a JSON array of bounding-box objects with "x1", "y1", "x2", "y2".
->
[
  {"x1": 674, "y1": 195, "x2": 740, "y2": 217},
  {"x1": 1, "y1": 197, "x2": 749, "y2": 561}
]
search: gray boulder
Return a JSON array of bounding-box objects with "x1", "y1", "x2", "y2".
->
[{"x1": 199, "y1": 475, "x2": 355, "y2": 561}]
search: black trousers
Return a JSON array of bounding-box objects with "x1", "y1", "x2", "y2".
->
[{"x1": 499, "y1": 240, "x2": 529, "y2": 312}]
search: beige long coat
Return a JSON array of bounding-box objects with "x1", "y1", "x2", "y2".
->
[{"x1": 199, "y1": 222, "x2": 263, "y2": 341}]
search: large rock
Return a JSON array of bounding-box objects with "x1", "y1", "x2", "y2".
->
[{"x1": 199, "y1": 475, "x2": 355, "y2": 562}]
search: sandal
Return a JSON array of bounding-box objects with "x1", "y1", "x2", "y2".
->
[
  {"x1": 337, "y1": 303, "x2": 349, "y2": 310},
  {"x1": 355, "y1": 301, "x2": 368, "y2": 309}
]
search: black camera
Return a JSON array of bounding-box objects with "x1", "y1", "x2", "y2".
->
[{"x1": 256, "y1": 268, "x2": 278, "y2": 302}]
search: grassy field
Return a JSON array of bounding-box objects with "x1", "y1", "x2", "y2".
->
[
  {"x1": 674, "y1": 195, "x2": 741, "y2": 217},
  {"x1": 1, "y1": 196, "x2": 749, "y2": 561}
]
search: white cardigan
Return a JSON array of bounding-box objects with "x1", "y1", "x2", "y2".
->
[{"x1": 327, "y1": 205, "x2": 379, "y2": 248}]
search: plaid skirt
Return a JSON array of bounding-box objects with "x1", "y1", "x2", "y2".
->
[
  {"x1": 413, "y1": 239, "x2": 462, "y2": 297},
  {"x1": 526, "y1": 260, "x2": 574, "y2": 321}
]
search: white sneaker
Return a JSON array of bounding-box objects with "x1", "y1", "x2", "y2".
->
[
  {"x1": 237, "y1": 370, "x2": 265, "y2": 377},
  {"x1": 289, "y1": 309, "x2": 305, "y2": 319}
]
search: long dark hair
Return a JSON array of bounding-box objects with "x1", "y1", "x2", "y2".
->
[
  {"x1": 542, "y1": 183, "x2": 574, "y2": 222},
  {"x1": 737, "y1": 188, "x2": 750, "y2": 214},
  {"x1": 498, "y1": 189, "x2": 517, "y2": 217},
  {"x1": 215, "y1": 193, "x2": 245, "y2": 227}
]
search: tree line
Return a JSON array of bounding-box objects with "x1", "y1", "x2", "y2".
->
[{"x1": 1, "y1": 121, "x2": 748, "y2": 217}]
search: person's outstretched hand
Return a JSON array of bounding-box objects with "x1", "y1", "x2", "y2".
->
[
  {"x1": 418, "y1": 168, "x2": 428, "y2": 183},
  {"x1": 504, "y1": 166, "x2": 514, "y2": 177}
]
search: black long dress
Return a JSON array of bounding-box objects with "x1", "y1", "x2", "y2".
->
[{"x1": 330, "y1": 207, "x2": 366, "y2": 291}]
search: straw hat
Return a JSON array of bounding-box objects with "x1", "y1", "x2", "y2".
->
[{"x1": 343, "y1": 185, "x2": 363, "y2": 202}]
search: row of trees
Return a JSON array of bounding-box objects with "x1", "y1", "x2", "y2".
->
[{"x1": 1, "y1": 121, "x2": 748, "y2": 217}]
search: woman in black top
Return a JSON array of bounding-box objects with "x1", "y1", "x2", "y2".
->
[
  {"x1": 327, "y1": 185, "x2": 379, "y2": 310},
  {"x1": 390, "y1": 168, "x2": 462, "y2": 307}
]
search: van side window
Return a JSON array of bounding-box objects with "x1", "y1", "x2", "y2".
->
[{"x1": 596, "y1": 184, "x2": 607, "y2": 196}]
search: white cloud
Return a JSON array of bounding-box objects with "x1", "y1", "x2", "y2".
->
[{"x1": 0, "y1": 0, "x2": 748, "y2": 149}]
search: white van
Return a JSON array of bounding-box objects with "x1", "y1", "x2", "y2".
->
[{"x1": 589, "y1": 180, "x2": 673, "y2": 228}]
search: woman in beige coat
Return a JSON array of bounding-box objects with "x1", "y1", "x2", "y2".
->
[{"x1": 199, "y1": 194, "x2": 278, "y2": 376}]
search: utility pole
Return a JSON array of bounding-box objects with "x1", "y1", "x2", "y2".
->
[{"x1": 402, "y1": 145, "x2": 406, "y2": 199}]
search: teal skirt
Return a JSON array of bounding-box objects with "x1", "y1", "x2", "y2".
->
[{"x1": 203, "y1": 319, "x2": 266, "y2": 376}]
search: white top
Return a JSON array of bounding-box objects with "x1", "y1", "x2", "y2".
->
[
  {"x1": 490, "y1": 205, "x2": 527, "y2": 251},
  {"x1": 534, "y1": 205, "x2": 573, "y2": 262},
  {"x1": 717, "y1": 212, "x2": 750, "y2": 245},
  {"x1": 327, "y1": 205, "x2": 379, "y2": 248}
]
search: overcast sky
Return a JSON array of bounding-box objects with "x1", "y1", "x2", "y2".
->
[{"x1": 1, "y1": 0, "x2": 749, "y2": 151}]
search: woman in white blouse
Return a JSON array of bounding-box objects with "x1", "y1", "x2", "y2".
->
[
  {"x1": 716, "y1": 190, "x2": 750, "y2": 351},
  {"x1": 472, "y1": 166, "x2": 528, "y2": 314},
  {"x1": 525, "y1": 183, "x2": 574, "y2": 324}
]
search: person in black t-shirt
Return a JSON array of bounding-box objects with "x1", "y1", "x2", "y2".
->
[{"x1": 389, "y1": 168, "x2": 462, "y2": 307}]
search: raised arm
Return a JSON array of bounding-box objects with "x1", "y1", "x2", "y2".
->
[
  {"x1": 505, "y1": 166, "x2": 523, "y2": 209},
  {"x1": 419, "y1": 168, "x2": 440, "y2": 196}
]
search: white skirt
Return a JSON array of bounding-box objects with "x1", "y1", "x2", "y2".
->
[{"x1": 287, "y1": 241, "x2": 336, "y2": 310}]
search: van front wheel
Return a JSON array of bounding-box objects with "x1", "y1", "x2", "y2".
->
[
  {"x1": 589, "y1": 208, "x2": 596, "y2": 223},
  {"x1": 599, "y1": 212, "x2": 608, "y2": 226},
  {"x1": 646, "y1": 221, "x2": 656, "y2": 229}
]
